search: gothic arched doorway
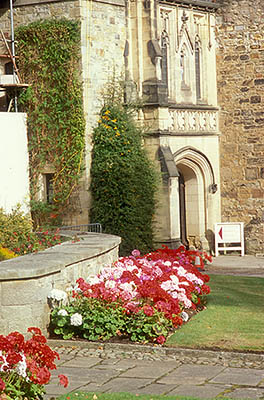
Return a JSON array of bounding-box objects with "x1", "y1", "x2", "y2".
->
[{"x1": 174, "y1": 147, "x2": 219, "y2": 250}]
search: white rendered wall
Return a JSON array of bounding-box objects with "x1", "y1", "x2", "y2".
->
[{"x1": 0, "y1": 112, "x2": 29, "y2": 213}]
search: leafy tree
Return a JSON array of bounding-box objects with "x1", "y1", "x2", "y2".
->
[{"x1": 90, "y1": 88, "x2": 158, "y2": 255}]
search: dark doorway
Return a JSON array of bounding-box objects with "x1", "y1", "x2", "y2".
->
[{"x1": 179, "y1": 172, "x2": 189, "y2": 248}]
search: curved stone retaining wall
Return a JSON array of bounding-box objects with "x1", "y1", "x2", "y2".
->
[
  {"x1": 49, "y1": 340, "x2": 264, "y2": 369},
  {"x1": 0, "y1": 233, "x2": 121, "y2": 336}
]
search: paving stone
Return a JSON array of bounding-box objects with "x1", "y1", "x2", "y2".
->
[
  {"x1": 56, "y1": 353, "x2": 76, "y2": 365},
  {"x1": 227, "y1": 387, "x2": 264, "y2": 399},
  {"x1": 97, "y1": 358, "x2": 138, "y2": 370},
  {"x1": 71, "y1": 382, "x2": 109, "y2": 393},
  {"x1": 120, "y1": 360, "x2": 177, "y2": 378},
  {"x1": 54, "y1": 365, "x2": 120, "y2": 385},
  {"x1": 45, "y1": 378, "x2": 89, "y2": 397},
  {"x1": 158, "y1": 364, "x2": 225, "y2": 384},
  {"x1": 92, "y1": 377, "x2": 154, "y2": 393},
  {"x1": 61, "y1": 356, "x2": 101, "y2": 368},
  {"x1": 168, "y1": 383, "x2": 229, "y2": 398},
  {"x1": 210, "y1": 367, "x2": 264, "y2": 386},
  {"x1": 128, "y1": 382, "x2": 178, "y2": 395}
]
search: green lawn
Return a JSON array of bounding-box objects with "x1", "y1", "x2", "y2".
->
[
  {"x1": 166, "y1": 274, "x2": 264, "y2": 352},
  {"x1": 56, "y1": 275, "x2": 264, "y2": 400},
  {"x1": 57, "y1": 392, "x2": 244, "y2": 400}
]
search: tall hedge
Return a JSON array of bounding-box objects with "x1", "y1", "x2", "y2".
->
[{"x1": 90, "y1": 104, "x2": 157, "y2": 255}]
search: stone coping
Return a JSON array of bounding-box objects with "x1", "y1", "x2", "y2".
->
[
  {"x1": 48, "y1": 339, "x2": 264, "y2": 368},
  {"x1": 0, "y1": 232, "x2": 121, "y2": 281}
]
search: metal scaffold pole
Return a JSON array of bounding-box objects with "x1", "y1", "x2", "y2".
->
[{"x1": 9, "y1": 0, "x2": 17, "y2": 111}]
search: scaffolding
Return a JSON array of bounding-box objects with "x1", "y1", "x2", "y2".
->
[{"x1": 0, "y1": 0, "x2": 28, "y2": 111}]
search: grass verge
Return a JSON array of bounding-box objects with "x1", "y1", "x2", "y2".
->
[
  {"x1": 56, "y1": 392, "x2": 244, "y2": 400},
  {"x1": 166, "y1": 274, "x2": 264, "y2": 352}
]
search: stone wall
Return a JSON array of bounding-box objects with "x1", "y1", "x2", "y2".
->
[
  {"x1": 215, "y1": 0, "x2": 264, "y2": 254},
  {"x1": 0, "y1": 233, "x2": 121, "y2": 336},
  {"x1": 0, "y1": 0, "x2": 127, "y2": 226},
  {"x1": 79, "y1": 0, "x2": 127, "y2": 226}
]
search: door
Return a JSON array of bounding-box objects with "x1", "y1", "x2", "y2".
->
[{"x1": 179, "y1": 172, "x2": 189, "y2": 248}]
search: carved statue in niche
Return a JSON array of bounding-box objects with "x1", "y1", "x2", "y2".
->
[{"x1": 180, "y1": 44, "x2": 190, "y2": 90}]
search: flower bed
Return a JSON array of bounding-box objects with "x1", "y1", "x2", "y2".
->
[
  {"x1": 0, "y1": 327, "x2": 68, "y2": 400},
  {"x1": 0, "y1": 206, "x2": 62, "y2": 260},
  {"x1": 50, "y1": 246, "x2": 211, "y2": 345}
]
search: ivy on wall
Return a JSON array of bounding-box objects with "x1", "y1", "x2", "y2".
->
[
  {"x1": 90, "y1": 91, "x2": 158, "y2": 255},
  {"x1": 16, "y1": 19, "x2": 85, "y2": 226}
]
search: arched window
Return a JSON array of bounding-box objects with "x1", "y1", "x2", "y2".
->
[{"x1": 195, "y1": 40, "x2": 202, "y2": 101}]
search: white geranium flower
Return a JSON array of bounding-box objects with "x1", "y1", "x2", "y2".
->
[
  {"x1": 71, "y1": 284, "x2": 81, "y2": 293},
  {"x1": 58, "y1": 309, "x2": 68, "y2": 316},
  {"x1": 87, "y1": 275, "x2": 100, "y2": 285},
  {"x1": 105, "y1": 280, "x2": 116, "y2": 289},
  {"x1": 176, "y1": 266, "x2": 187, "y2": 277},
  {"x1": 0, "y1": 351, "x2": 9, "y2": 372},
  {"x1": 185, "y1": 273, "x2": 203, "y2": 286},
  {"x1": 16, "y1": 353, "x2": 27, "y2": 378},
  {"x1": 48, "y1": 289, "x2": 67, "y2": 302},
  {"x1": 70, "y1": 313, "x2": 83, "y2": 326},
  {"x1": 164, "y1": 261, "x2": 172, "y2": 267}
]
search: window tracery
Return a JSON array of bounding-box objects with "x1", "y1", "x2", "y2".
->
[{"x1": 195, "y1": 38, "x2": 202, "y2": 101}]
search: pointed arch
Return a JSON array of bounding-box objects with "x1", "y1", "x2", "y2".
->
[
  {"x1": 173, "y1": 146, "x2": 215, "y2": 189},
  {"x1": 178, "y1": 28, "x2": 194, "y2": 90},
  {"x1": 172, "y1": 147, "x2": 218, "y2": 247}
]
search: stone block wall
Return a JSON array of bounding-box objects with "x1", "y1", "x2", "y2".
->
[
  {"x1": 215, "y1": 0, "x2": 264, "y2": 254},
  {"x1": 0, "y1": 233, "x2": 121, "y2": 336},
  {"x1": 0, "y1": 0, "x2": 127, "y2": 226}
]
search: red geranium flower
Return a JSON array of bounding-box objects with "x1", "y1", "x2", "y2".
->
[
  {"x1": 59, "y1": 374, "x2": 69, "y2": 387},
  {"x1": 0, "y1": 378, "x2": 5, "y2": 391},
  {"x1": 156, "y1": 335, "x2": 166, "y2": 344}
]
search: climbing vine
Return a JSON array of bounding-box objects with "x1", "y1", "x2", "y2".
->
[{"x1": 16, "y1": 19, "x2": 85, "y2": 227}]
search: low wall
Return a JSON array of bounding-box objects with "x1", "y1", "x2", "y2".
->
[{"x1": 0, "y1": 233, "x2": 121, "y2": 336}]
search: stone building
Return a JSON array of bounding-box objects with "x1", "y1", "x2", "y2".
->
[
  {"x1": 215, "y1": 0, "x2": 264, "y2": 255},
  {"x1": 0, "y1": 0, "x2": 263, "y2": 254}
]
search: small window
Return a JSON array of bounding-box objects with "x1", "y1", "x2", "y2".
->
[
  {"x1": 4, "y1": 61, "x2": 13, "y2": 75},
  {"x1": 44, "y1": 173, "x2": 54, "y2": 204}
]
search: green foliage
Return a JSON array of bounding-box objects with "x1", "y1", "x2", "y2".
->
[
  {"x1": 50, "y1": 297, "x2": 172, "y2": 344},
  {"x1": 58, "y1": 392, "x2": 244, "y2": 400},
  {"x1": 51, "y1": 298, "x2": 128, "y2": 341},
  {"x1": 0, "y1": 206, "x2": 32, "y2": 249},
  {"x1": 0, "y1": 206, "x2": 61, "y2": 256},
  {"x1": 125, "y1": 309, "x2": 173, "y2": 343},
  {"x1": 16, "y1": 19, "x2": 85, "y2": 224},
  {"x1": 0, "y1": 246, "x2": 17, "y2": 261},
  {"x1": 90, "y1": 100, "x2": 158, "y2": 255},
  {"x1": 30, "y1": 199, "x2": 61, "y2": 230}
]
